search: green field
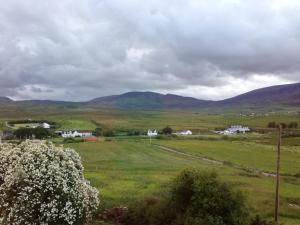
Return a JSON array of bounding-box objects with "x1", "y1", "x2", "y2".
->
[
  {"x1": 56, "y1": 119, "x2": 97, "y2": 130},
  {"x1": 66, "y1": 138, "x2": 300, "y2": 225},
  {"x1": 1, "y1": 107, "x2": 300, "y2": 132}
]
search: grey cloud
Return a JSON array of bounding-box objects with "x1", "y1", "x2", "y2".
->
[{"x1": 0, "y1": 0, "x2": 299, "y2": 100}]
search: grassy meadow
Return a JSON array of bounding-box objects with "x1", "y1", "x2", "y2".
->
[
  {"x1": 1, "y1": 106, "x2": 300, "y2": 131},
  {"x1": 66, "y1": 137, "x2": 300, "y2": 225}
]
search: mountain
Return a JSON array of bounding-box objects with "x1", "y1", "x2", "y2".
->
[
  {"x1": 0, "y1": 97, "x2": 13, "y2": 105},
  {"x1": 0, "y1": 97, "x2": 12, "y2": 103},
  {"x1": 87, "y1": 83, "x2": 300, "y2": 109},
  {"x1": 18, "y1": 100, "x2": 80, "y2": 107},
  {"x1": 87, "y1": 91, "x2": 213, "y2": 109},
  {"x1": 0, "y1": 82, "x2": 299, "y2": 110},
  {"x1": 219, "y1": 82, "x2": 300, "y2": 107}
]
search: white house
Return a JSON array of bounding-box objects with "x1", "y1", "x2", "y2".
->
[
  {"x1": 57, "y1": 130, "x2": 93, "y2": 138},
  {"x1": 41, "y1": 123, "x2": 51, "y2": 129},
  {"x1": 177, "y1": 130, "x2": 193, "y2": 136},
  {"x1": 215, "y1": 125, "x2": 250, "y2": 135},
  {"x1": 80, "y1": 131, "x2": 93, "y2": 137},
  {"x1": 147, "y1": 129, "x2": 158, "y2": 137},
  {"x1": 31, "y1": 122, "x2": 51, "y2": 129},
  {"x1": 31, "y1": 123, "x2": 40, "y2": 128},
  {"x1": 227, "y1": 125, "x2": 250, "y2": 134}
]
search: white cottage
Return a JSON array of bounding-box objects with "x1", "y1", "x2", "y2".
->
[
  {"x1": 177, "y1": 130, "x2": 193, "y2": 136},
  {"x1": 226, "y1": 125, "x2": 250, "y2": 134},
  {"x1": 41, "y1": 123, "x2": 51, "y2": 129},
  {"x1": 31, "y1": 122, "x2": 51, "y2": 129},
  {"x1": 58, "y1": 130, "x2": 93, "y2": 138},
  {"x1": 147, "y1": 129, "x2": 158, "y2": 137},
  {"x1": 215, "y1": 125, "x2": 250, "y2": 135}
]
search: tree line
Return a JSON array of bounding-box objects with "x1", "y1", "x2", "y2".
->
[
  {"x1": 267, "y1": 121, "x2": 298, "y2": 129},
  {"x1": 14, "y1": 127, "x2": 53, "y2": 139}
]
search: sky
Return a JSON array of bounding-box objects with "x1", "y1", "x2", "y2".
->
[{"x1": 0, "y1": 0, "x2": 299, "y2": 101}]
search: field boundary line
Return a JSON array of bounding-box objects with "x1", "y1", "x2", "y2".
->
[
  {"x1": 153, "y1": 144, "x2": 223, "y2": 165},
  {"x1": 153, "y1": 144, "x2": 300, "y2": 180}
]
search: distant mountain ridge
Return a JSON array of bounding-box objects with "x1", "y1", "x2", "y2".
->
[
  {"x1": 1, "y1": 82, "x2": 300, "y2": 110},
  {"x1": 87, "y1": 91, "x2": 213, "y2": 109},
  {"x1": 0, "y1": 97, "x2": 14, "y2": 106},
  {"x1": 220, "y1": 82, "x2": 300, "y2": 106}
]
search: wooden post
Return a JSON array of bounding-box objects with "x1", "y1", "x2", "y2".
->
[{"x1": 275, "y1": 124, "x2": 282, "y2": 222}]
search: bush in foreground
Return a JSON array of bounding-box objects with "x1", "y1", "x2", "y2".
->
[
  {"x1": 125, "y1": 169, "x2": 279, "y2": 225},
  {"x1": 0, "y1": 140, "x2": 99, "y2": 225},
  {"x1": 172, "y1": 170, "x2": 249, "y2": 225}
]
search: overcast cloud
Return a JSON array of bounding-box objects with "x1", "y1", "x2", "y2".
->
[{"x1": 0, "y1": 0, "x2": 299, "y2": 101}]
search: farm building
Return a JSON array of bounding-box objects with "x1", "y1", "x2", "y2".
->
[
  {"x1": 215, "y1": 125, "x2": 250, "y2": 135},
  {"x1": 176, "y1": 130, "x2": 193, "y2": 136},
  {"x1": 41, "y1": 123, "x2": 51, "y2": 129},
  {"x1": 56, "y1": 130, "x2": 93, "y2": 138},
  {"x1": 30, "y1": 122, "x2": 51, "y2": 129},
  {"x1": 147, "y1": 129, "x2": 158, "y2": 136}
]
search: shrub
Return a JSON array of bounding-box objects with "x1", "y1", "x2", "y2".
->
[
  {"x1": 103, "y1": 130, "x2": 115, "y2": 137},
  {"x1": 127, "y1": 130, "x2": 141, "y2": 136},
  {"x1": 267, "y1": 122, "x2": 277, "y2": 128},
  {"x1": 14, "y1": 127, "x2": 53, "y2": 139},
  {"x1": 162, "y1": 126, "x2": 173, "y2": 135},
  {"x1": 125, "y1": 197, "x2": 181, "y2": 225},
  {"x1": 249, "y1": 215, "x2": 281, "y2": 225},
  {"x1": 125, "y1": 169, "x2": 250, "y2": 225},
  {"x1": 288, "y1": 122, "x2": 298, "y2": 129},
  {"x1": 0, "y1": 140, "x2": 99, "y2": 225},
  {"x1": 172, "y1": 169, "x2": 249, "y2": 225},
  {"x1": 93, "y1": 128, "x2": 103, "y2": 137}
]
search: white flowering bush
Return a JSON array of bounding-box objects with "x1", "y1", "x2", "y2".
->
[{"x1": 0, "y1": 140, "x2": 99, "y2": 225}]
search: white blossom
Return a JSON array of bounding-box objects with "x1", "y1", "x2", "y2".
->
[{"x1": 0, "y1": 140, "x2": 99, "y2": 225}]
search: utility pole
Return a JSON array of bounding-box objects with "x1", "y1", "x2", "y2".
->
[{"x1": 275, "y1": 124, "x2": 282, "y2": 222}]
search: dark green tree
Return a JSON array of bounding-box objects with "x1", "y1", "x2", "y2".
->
[
  {"x1": 103, "y1": 129, "x2": 115, "y2": 137},
  {"x1": 172, "y1": 169, "x2": 249, "y2": 225},
  {"x1": 14, "y1": 128, "x2": 52, "y2": 139},
  {"x1": 162, "y1": 126, "x2": 173, "y2": 135},
  {"x1": 267, "y1": 122, "x2": 277, "y2": 128},
  {"x1": 93, "y1": 128, "x2": 103, "y2": 137},
  {"x1": 288, "y1": 122, "x2": 298, "y2": 129},
  {"x1": 125, "y1": 169, "x2": 251, "y2": 225}
]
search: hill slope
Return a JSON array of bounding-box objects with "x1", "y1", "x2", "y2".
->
[
  {"x1": 220, "y1": 82, "x2": 300, "y2": 107},
  {"x1": 0, "y1": 82, "x2": 299, "y2": 110},
  {"x1": 88, "y1": 91, "x2": 213, "y2": 109},
  {"x1": 0, "y1": 97, "x2": 13, "y2": 105}
]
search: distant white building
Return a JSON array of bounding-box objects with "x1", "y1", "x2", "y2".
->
[
  {"x1": 41, "y1": 123, "x2": 51, "y2": 129},
  {"x1": 227, "y1": 125, "x2": 250, "y2": 133},
  {"x1": 215, "y1": 125, "x2": 250, "y2": 135},
  {"x1": 31, "y1": 122, "x2": 51, "y2": 129},
  {"x1": 31, "y1": 123, "x2": 40, "y2": 128},
  {"x1": 147, "y1": 129, "x2": 158, "y2": 137},
  {"x1": 176, "y1": 130, "x2": 193, "y2": 136},
  {"x1": 57, "y1": 130, "x2": 93, "y2": 138}
]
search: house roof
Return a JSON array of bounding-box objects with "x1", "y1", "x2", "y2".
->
[
  {"x1": 148, "y1": 129, "x2": 157, "y2": 132},
  {"x1": 57, "y1": 130, "x2": 93, "y2": 132}
]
